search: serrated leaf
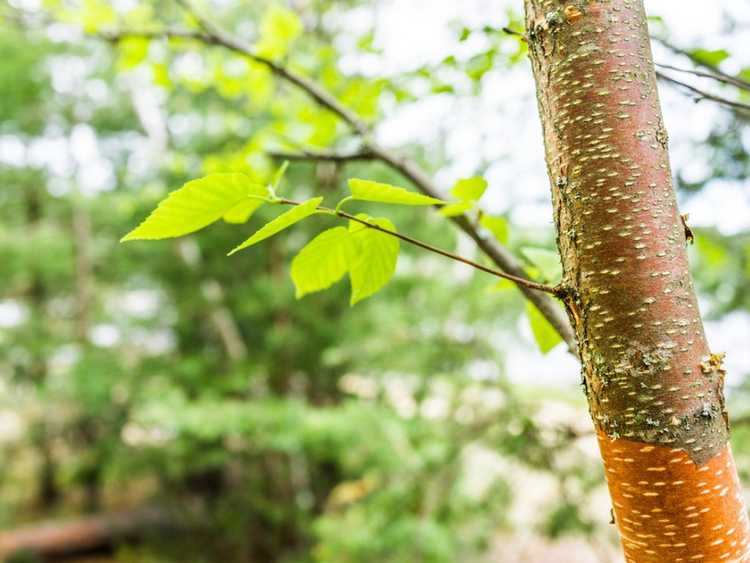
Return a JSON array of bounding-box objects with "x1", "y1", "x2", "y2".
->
[
  {"x1": 479, "y1": 215, "x2": 509, "y2": 244},
  {"x1": 291, "y1": 227, "x2": 355, "y2": 298},
  {"x1": 521, "y1": 247, "x2": 562, "y2": 281},
  {"x1": 451, "y1": 177, "x2": 487, "y2": 202},
  {"x1": 348, "y1": 215, "x2": 399, "y2": 305},
  {"x1": 348, "y1": 178, "x2": 446, "y2": 206},
  {"x1": 228, "y1": 197, "x2": 323, "y2": 255},
  {"x1": 122, "y1": 173, "x2": 264, "y2": 242},
  {"x1": 526, "y1": 302, "x2": 563, "y2": 354},
  {"x1": 440, "y1": 201, "x2": 474, "y2": 217}
]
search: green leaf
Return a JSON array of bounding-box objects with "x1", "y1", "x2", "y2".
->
[
  {"x1": 451, "y1": 177, "x2": 487, "y2": 202},
  {"x1": 81, "y1": 0, "x2": 116, "y2": 33},
  {"x1": 521, "y1": 247, "x2": 562, "y2": 281},
  {"x1": 479, "y1": 215, "x2": 509, "y2": 244},
  {"x1": 228, "y1": 197, "x2": 323, "y2": 255},
  {"x1": 348, "y1": 179, "x2": 446, "y2": 206},
  {"x1": 348, "y1": 215, "x2": 399, "y2": 305},
  {"x1": 223, "y1": 181, "x2": 270, "y2": 223},
  {"x1": 122, "y1": 173, "x2": 265, "y2": 242},
  {"x1": 223, "y1": 199, "x2": 265, "y2": 224},
  {"x1": 255, "y1": 4, "x2": 303, "y2": 60},
  {"x1": 272, "y1": 161, "x2": 289, "y2": 190},
  {"x1": 117, "y1": 37, "x2": 149, "y2": 70},
  {"x1": 488, "y1": 279, "x2": 515, "y2": 292},
  {"x1": 151, "y1": 62, "x2": 171, "y2": 88},
  {"x1": 690, "y1": 48, "x2": 730, "y2": 67},
  {"x1": 526, "y1": 302, "x2": 563, "y2": 354},
  {"x1": 291, "y1": 227, "x2": 355, "y2": 298},
  {"x1": 439, "y1": 201, "x2": 474, "y2": 218}
]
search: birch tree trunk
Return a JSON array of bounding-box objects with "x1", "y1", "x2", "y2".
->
[{"x1": 523, "y1": 0, "x2": 750, "y2": 560}]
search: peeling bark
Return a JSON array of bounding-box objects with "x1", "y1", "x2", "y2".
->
[{"x1": 524, "y1": 0, "x2": 750, "y2": 560}]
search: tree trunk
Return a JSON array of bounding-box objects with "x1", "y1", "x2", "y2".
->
[
  {"x1": 524, "y1": 0, "x2": 750, "y2": 560},
  {"x1": 0, "y1": 508, "x2": 168, "y2": 560}
]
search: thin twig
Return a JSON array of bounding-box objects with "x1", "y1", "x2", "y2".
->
[
  {"x1": 656, "y1": 71, "x2": 750, "y2": 114},
  {"x1": 98, "y1": 9, "x2": 579, "y2": 353},
  {"x1": 268, "y1": 148, "x2": 377, "y2": 163},
  {"x1": 655, "y1": 62, "x2": 750, "y2": 92},
  {"x1": 276, "y1": 198, "x2": 559, "y2": 295},
  {"x1": 101, "y1": 28, "x2": 370, "y2": 136},
  {"x1": 268, "y1": 146, "x2": 577, "y2": 350},
  {"x1": 653, "y1": 37, "x2": 750, "y2": 92},
  {"x1": 502, "y1": 27, "x2": 528, "y2": 43}
]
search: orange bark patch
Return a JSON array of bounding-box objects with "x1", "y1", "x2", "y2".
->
[
  {"x1": 599, "y1": 433, "x2": 750, "y2": 562},
  {"x1": 564, "y1": 5, "x2": 583, "y2": 23}
]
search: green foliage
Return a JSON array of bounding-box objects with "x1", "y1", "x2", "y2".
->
[
  {"x1": 222, "y1": 198, "x2": 265, "y2": 224},
  {"x1": 440, "y1": 177, "x2": 487, "y2": 218},
  {"x1": 439, "y1": 201, "x2": 474, "y2": 218},
  {"x1": 228, "y1": 196, "x2": 323, "y2": 254},
  {"x1": 689, "y1": 48, "x2": 730, "y2": 67},
  {"x1": 0, "y1": 30, "x2": 54, "y2": 134},
  {"x1": 122, "y1": 174, "x2": 268, "y2": 241},
  {"x1": 291, "y1": 226, "x2": 356, "y2": 298},
  {"x1": 117, "y1": 37, "x2": 150, "y2": 70},
  {"x1": 348, "y1": 215, "x2": 399, "y2": 305},
  {"x1": 521, "y1": 247, "x2": 562, "y2": 282},
  {"x1": 348, "y1": 178, "x2": 446, "y2": 206},
  {"x1": 526, "y1": 302, "x2": 563, "y2": 354},
  {"x1": 4, "y1": 3, "x2": 746, "y2": 562},
  {"x1": 255, "y1": 4, "x2": 303, "y2": 60},
  {"x1": 543, "y1": 501, "x2": 594, "y2": 538},
  {"x1": 451, "y1": 177, "x2": 487, "y2": 202},
  {"x1": 479, "y1": 215, "x2": 509, "y2": 244}
]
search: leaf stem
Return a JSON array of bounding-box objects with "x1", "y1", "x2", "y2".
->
[
  {"x1": 334, "y1": 196, "x2": 353, "y2": 213},
  {"x1": 98, "y1": 3, "x2": 577, "y2": 352},
  {"x1": 276, "y1": 199, "x2": 559, "y2": 295}
]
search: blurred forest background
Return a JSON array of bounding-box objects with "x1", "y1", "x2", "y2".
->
[{"x1": 0, "y1": 0, "x2": 749, "y2": 561}]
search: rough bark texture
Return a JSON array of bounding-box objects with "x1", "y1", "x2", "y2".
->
[{"x1": 524, "y1": 0, "x2": 750, "y2": 560}]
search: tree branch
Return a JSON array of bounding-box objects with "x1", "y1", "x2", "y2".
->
[
  {"x1": 363, "y1": 145, "x2": 578, "y2": 351},
  {"x1": 268, "y1": 148, "x2": 377, "y2": 163},
  {"x1": 656, "y1": 71, "x2": 750, "y2": 114},
  {"x1": 653, "y1": 37, "x2": 750, "y2": 93},
  {"x1": 276, "y1": 198, "x2": 560, "y2": 295},
  {"x1": 655, "y1": 62, "x2": 750, "y2": 92},
  {"x1": 98, "y1": 7, "x2": 579, "y2": 353}
]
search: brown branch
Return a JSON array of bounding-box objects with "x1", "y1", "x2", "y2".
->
[
  {"x1": 102, "y1": 29, "x2": 369, "y2": 136},
  {"x1": 656, "y1": 71, "x2": 750, "y2": 114},
  {"x1": 653, "y1": 37, "x2": 750, "y2": 92},
  {"x1": 276, "y1": 198, "x2": 560, "y2": 295},
  {"x1": 655, "y1": 62, "x2": 750, "y2": 92},
  {"x1": 268, "y1": 148, "x2": 377, "y2": 163},
  {"x1": 365, "y1": 145, "x2": 578, "y2": 351},
  {"x1": 98, "y1": 10, "x2": 579, "y2": 353},
  {"x1": 502, "y1": 26, "x2": 528, "y2": 42}
]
